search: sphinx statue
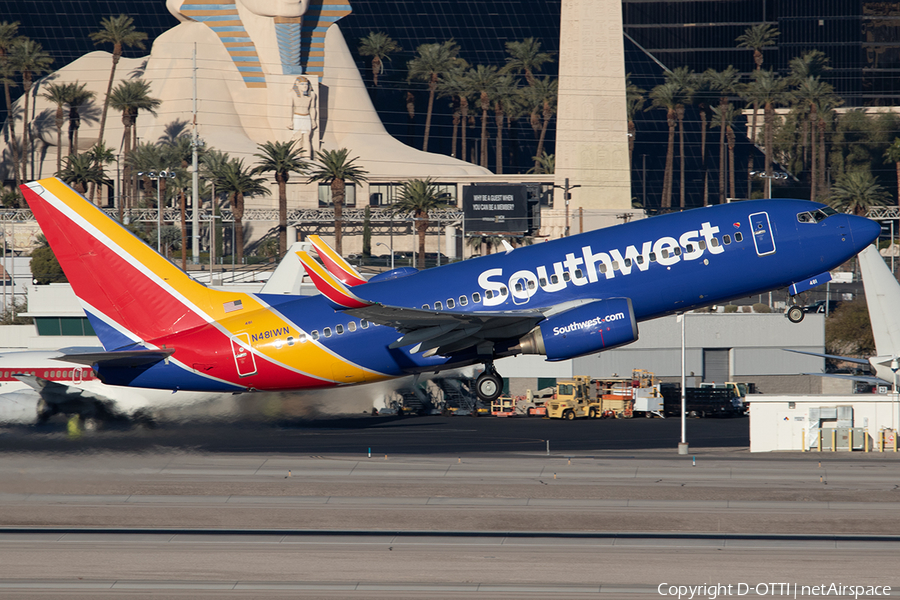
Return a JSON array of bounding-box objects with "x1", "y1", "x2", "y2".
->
[{"x1": 9, "y1": 0, "x2": 488, "y2": 185}]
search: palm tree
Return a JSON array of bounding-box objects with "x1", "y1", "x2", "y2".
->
[
  {"x1": 407, "y1": 40, "x2": 462, "y2": 152},
  {"x1": 693, "y1": 75, "x2": 714, "y2": 205},
  {"x1": 665, "y1": 67, "x2": 696, "y2": 207},
  {"x1": 742, "y1": 69, "x2": 786, "y2": 177},
  {"x1": 357, "y1": 32, "x2": 401, "y2": 88},
  {"x1": 649, "y1": 82, "x2": 679, "y2": 209},
  {"x1": 736, "y1": 23, "x2": 779, "y2": 148},
  {"x1": 490, "y1": 73, "x2": 517, "y2": 174},
  {"x1": 502, "y1": 37, "x2": 554, "y2": 87},
  {"x1": 791, "y1": 76, "x2": 835, "y2": 202},
  {"x1": 704, "y1": 66, "x2": 741, "y2": 203},
  {"x1": 437, "y1": 64, "x2": 472, "y2": 161},
  {"x1": 160, "y1": 135, "x2": 198, "y2": 252},
  {"x1": 85, "y1": 141, "x2": 115, "y2": 204},
  {"x1": 41, "y1": 82, "x2": 69, "y2": 173},
  {"x1": 522, "y1": 75, "x2": 557, "y2": 171},
  {"x1": 63, "y1": 82, "x2": 95, "y2": 158},
  {"x1": 8, "y1": 37, "x2": 52, "y2": 181},
  {"x1": 829, "y1": 171, "x2": 889, "y2": 216},
  {"x1": 89, "y1": 15, "x2": 147, "y2": 152},
  {"x1": 252, "y1": 140, "x2": 308, "y2": 256},
  {"x1": 527, "y1": 151, "x2": 554, "y2": 174},
  {"x1": 884, "y1": 138, "x2": 900, "y2": 206},
  {"x1": 787, "y1": 50, "x2": 831, "y2": 85},
  {"x1": 216, "y1": 158, "x2": 270, "y2": 265},
  {"x1": 625, "y1": 74, "x2": 645, "y2": 171},
  {"x1": 712, "y1": 104, "x2": 742, "y2": 200},
  {"x1": 306, "y1": 148, "x2": 368, "y2": 256},
  {"x1": 58, "y1": 153, "x2": 105, "y2": 194},
  {"x1": 200, "y1": 147, "x2": 230, "y2": 256},
  {"x1": 0, "y1": 22, "x2": 21, "y2": 188},
  {"x1": 466, "y1": 64, "x2": 499, "y2": 169},
  {"x1": 166, "y1": 167, "x2": 192, "y2": 269},
  {"x1": 788, "y1": 50, "x2": 831, "y2": 169},
  {"x1": 815, "y1": 93, "x2": 842, "y2": 200},
  {"x1": 736, "y1": 23, "x2": 779, "y2": 71},
  {"x1": 392, "y1": 178, "x2": 448, "y2": 269},
  {"x1": 127, "y1": 142, "x2": 166, "y2": 208},
  {"x1": 109, "y1": 79, "x2": 161, "y2": 208}
]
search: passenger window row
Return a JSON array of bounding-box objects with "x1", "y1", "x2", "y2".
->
[
  {"x1": 290, "y1": 319, "x2": 370, "y2": 345},
  {"x1": 423, "y1": 291, "x2": 486, "y2": 311}
]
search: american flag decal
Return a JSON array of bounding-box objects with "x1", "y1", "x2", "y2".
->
[{"x1": 223, "y1": 299, "x2": 243, "y2": 313}]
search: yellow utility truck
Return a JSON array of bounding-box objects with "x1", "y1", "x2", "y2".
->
[{"x1": 546, "y1": 371, "x2": 660, "y2": 419}]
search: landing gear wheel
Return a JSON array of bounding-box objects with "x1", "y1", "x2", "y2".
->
[
  {"x1": 475, "y1": 371, "x2": 502, "y2": 402},
  {"x1": 786, "y1": 305, "x2": 804, "y2": 323}
]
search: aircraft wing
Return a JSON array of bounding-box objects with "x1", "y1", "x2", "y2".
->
[
  {"x1": 346, "y1": 303, "x2": 545, "y2": 356},
  {"x1": 783, "y1": 348, "x2": 870, "y2": 365},
  {"x1": 296, "y1": 249, "x2": 603, "y2": 357}
]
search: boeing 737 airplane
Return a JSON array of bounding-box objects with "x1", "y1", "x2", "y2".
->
[{"x1": 20, "y1": 178, "x2": 879, "y2": 403}]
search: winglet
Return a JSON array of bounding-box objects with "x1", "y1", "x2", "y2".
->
[
  {"x1": 308, "y1": 235, "x2": 367, "y2": 286},
  {"x1": 296, "y1": 251, "x2": 372, "y2": 309}
]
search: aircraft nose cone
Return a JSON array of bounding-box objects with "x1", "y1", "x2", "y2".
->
[{"x1": 849, "y1": 215, "x2": 881, "y2": 249}]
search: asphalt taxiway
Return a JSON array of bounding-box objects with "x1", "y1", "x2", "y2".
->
[{"x1": 1, "y1": 416, "x2": 898, "y2": 598}]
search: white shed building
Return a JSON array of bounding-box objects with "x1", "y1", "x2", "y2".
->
[{"x1": 749, "y1": 395, "x2": 900, "y2": 453}]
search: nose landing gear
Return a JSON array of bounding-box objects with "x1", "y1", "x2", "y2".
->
[
  {"x1": 475, "y1": 364, "x2": 503, "y2": 402},
  {"x1": 786, "y1": 305, "x2": 804, "y2": 323}
]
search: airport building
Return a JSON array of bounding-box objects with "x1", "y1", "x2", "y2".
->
[{"x1": 497, "y1": 311, "x2": 849, "y2": 397}]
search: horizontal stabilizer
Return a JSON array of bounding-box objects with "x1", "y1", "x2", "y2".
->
[
  {"x1": 308, "y1": 235, "x2": 367, "y2": 286},
  {"x1": 295, "y1": 251, "x2": 372, "y2": 309},
  {"x1": 54, "y1": 348, "x2": 176, "y2": 369}
]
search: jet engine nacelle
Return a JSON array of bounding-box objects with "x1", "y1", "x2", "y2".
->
[{"x1": 516, "y1": 298, "x2": 639, "y2": 361}]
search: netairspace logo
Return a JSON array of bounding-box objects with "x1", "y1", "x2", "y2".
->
[{"x1": 657, "y1": 582, "x2": 892, "y2": 599}]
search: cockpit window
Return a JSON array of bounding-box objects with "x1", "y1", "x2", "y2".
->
[{"x1": 797, "y1": 207, "x2": 838, "y2": 224}]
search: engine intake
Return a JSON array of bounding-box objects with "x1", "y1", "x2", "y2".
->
[{"x1": 516, "y1": 298, "x2": 638, "y2": 361}]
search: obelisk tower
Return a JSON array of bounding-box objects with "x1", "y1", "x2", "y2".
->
[{"x1": 554, "y1": 0, "x2": 632, "y2": 230}]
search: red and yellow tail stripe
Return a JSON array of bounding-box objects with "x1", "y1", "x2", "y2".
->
[
  {"x1": 296, "y1": 251, "x2": 372, "y2": 309},
  {"x1": 308, "y1": 235, "x2": 367, "y2": 286},
  {"x1": 21, "y1": 178, "x2": 387, "y2": 388}
]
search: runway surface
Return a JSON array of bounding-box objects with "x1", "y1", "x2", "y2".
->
[
  {"x1": 0, "y1": 412, "x2": 749, "y2": 453},
  {"x1": 1, "y1": 415, "x2": 898, "y2": 598}
]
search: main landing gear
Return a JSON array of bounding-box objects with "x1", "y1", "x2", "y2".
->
[{"x1": 475, "y1": 364, "x2": 503, "y2": 402}]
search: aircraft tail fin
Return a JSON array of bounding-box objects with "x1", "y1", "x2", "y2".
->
[
  {"x1": 308, "y1": 235, "x2": 367, "y2": 286},
  {"x1": 295, "y1": 250, "x2": 372, "y2": 309},
  {"x1": 858, "y1": 244, "x2": 900, "y2": 358},
  {"x1": 20, "y1": 178, "x2": 219, "y2": 351}
]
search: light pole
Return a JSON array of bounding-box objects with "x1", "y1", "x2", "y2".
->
[
  {"x1": 138, "y1": 170, "x2": 176, "y2": 253},
  {"x1": 207, "y1": 214, "x2": 221, "y2": 276},
  {"x1": 553, "y1": 178, "x2": 581, "y2": 237},
  {"x1": 677, "y1": 312, "x2": 688, "y2": 455},
  {"x1": 749, "y1": 171, "x2": 788, "y2": 198},
  {"x1": 375, "y1": 241, "x2": 394, "y2": 270}
]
